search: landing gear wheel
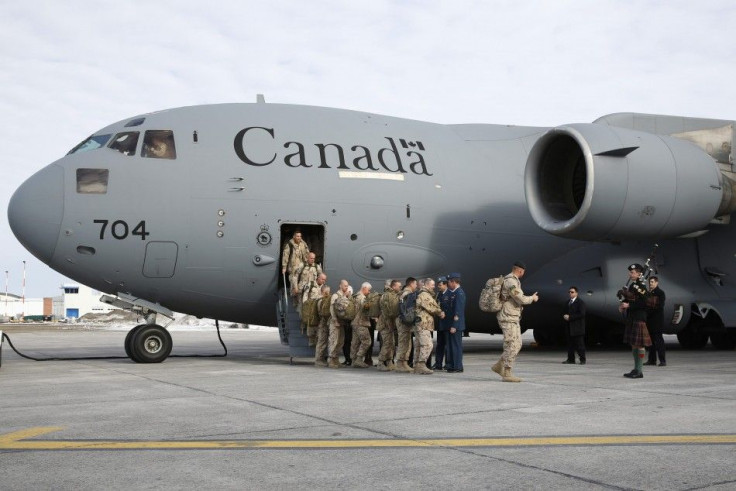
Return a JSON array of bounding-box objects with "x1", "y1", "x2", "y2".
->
[
  {"x1": 710, "y1": 331, "x2": 736, "y2": 350},
  {"x1": 131, "y1": 324, "x2": 173, "y2": 363},
  {"x1": 677, "y1": 328, "x2": 709, "y2": 350},
  {"x1": 125, "y1": 324, "x2": 148, "y2": 361}
]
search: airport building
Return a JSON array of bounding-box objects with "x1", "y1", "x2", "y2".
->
[{"x1": 0, "y1": 284, "x2": 118, "y2": 321}]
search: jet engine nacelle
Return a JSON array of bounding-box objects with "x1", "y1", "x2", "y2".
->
[{"x1": 524, "y1": 123, "x2": 726, "y2": 241}]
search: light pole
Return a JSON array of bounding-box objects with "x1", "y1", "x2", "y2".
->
[{"x1": 21, "y1": 261, "x2": 26, "y2": 321}]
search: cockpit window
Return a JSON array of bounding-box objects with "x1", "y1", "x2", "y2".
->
[
  {"x1": 67, "y1": 134, "x2": 112, "y2": 155},
  {"x1": 77, "y1": 168, "x2": 109, "y2": 194},
  {"x1": 108, "y1": 132, "x2": 139, "y2": 156},
  {"x1": 142, "y1": 130, "x2": 176, "y2": 159}
]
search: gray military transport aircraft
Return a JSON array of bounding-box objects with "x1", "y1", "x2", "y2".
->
[{"x1": 8, "y1": 98, "x2": 736, "y2": 362}]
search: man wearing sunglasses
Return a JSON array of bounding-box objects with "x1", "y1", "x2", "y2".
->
[{"x1": 562, "y1": 286, "x2": 586, "y2": 365}]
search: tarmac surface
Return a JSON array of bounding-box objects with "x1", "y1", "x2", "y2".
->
[{"x1": 1, "y1": 327, "x2": 735, "y2": 490}]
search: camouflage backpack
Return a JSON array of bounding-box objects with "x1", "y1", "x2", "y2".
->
[
  {"x1": 380, "y1": 290, "x2": 400, "y2": 318},
  {"x1": 398, "y1": 291, "x2": 418, "y2": 325},
  {"x1": 364, "y1": 291, "x2": 382, "y2": 318},
  {"x1": 479, "y1": 275, "x2": 505, "y2": 313},
  {"x1": 318, "y1": 297, "x2": 331, "y2": 319},
  {"x1": 301, "y1": 298, "x2": 320, "y2": 326},
  {"x1": 334, "y1": 294, "x2": 358, "y2": 321}
]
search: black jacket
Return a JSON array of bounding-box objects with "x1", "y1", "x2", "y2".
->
[{"x1": 566, "y1": 297, "x2": 586, "y2": 337}]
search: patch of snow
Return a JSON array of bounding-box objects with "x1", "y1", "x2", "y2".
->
[{"x1": 73, "y1": 311, "x2": 276, "y2": 332}]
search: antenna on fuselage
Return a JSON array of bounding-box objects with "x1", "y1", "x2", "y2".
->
[{"x1": 256, "y1": 94, "x2": 265, "y2": 103}]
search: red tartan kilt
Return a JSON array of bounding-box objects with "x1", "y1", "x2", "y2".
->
[{"x1": 623, "y1": 320, "x2": 652, "y2": 347}]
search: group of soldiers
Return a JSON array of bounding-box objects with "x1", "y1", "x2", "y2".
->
[
  {"x1": 281, "y1": 231, "x2": 469, "y2": 375},
  {"x1": 281, "y1": 231, "x2": 541, "y2": 381}
]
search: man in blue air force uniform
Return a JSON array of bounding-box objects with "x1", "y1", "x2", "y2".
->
[
  {"x1": 433, "y1": 277, "x2": 451, "y2": 370},
  {"x1": 445, "y1": 272, "x2": 466, "y2": 373}
]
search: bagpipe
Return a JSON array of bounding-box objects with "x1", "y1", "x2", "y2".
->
[{"x1": 617, "y1": 243, "x2": 659, "y2": 303}]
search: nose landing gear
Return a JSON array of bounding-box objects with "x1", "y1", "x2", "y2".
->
[
  {"x1": 100, "y1": 293, "x2": 175, "y2": 363},
  {"x1": 124, "y1": 324, "x2": 173, "y2": 363}
]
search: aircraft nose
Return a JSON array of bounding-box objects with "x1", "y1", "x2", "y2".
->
[{"x1": 7, "y1": 164, "x2": 65, "y2": 263}]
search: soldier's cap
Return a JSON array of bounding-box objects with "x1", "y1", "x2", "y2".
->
[
  {"x1": 513, "y1": 261, "x2": 527, "y2": 270},
  {"x1": 628, "y1": 263, "x2": 645, "y2": 272},
  {"x1": 437, "y1": 276, "x2": 448, "y2": 284},
  {"x1": 447, "y1": 272, "x2": 461, "y2": 280}
]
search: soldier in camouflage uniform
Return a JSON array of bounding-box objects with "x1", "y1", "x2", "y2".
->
[
  {"x1": 296, "y1": 254, "x2": 323, "y2": 342},
  {"x1": 492, "y1": 261, "x2": 539, "y2": 382},
  {"x1": 350, "y1": 282, "x2": 373, "y2": 368},
  {"x1": 413, "y1": 278, "x2": 445, "y2": 374},
  {"x1": 376, "y1": 279, "x2": 401, "y2": 371},
  {"x1": 327, "y1": 280, "x2": 350, "y2": 368},
  {"x1": 294, "y1": 252, "x2": 322, "y2": 300},
  {"x1": 281, "y1": 230, "x2": 310, "y2": 294},
  {"x1": 314, "y1": 284, "x2": 332, "y2": 367},
  {"x1": 301, "y1": 272, "x2": 326, "y2": 345},
  {"x1": 395, "y1": 277, "x2": 418, "y2": 373}
]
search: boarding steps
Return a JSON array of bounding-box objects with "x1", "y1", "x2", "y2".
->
[{"x1": 276, "y1": 288, "x2": 314, "y2": 363}]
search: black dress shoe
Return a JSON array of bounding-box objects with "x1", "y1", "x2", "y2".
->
[
  {"x1": 342, "y1": 360, "x2": 351, "y2": 366},
  {"x1": 643, "y1": 361, "x2": 656, "y2": 366},
  {"x1": 447, "y1": 368, "x2": 464, "y2": 373},
  {"x1": 623, "y1": 370, "x2": 643, "y2": 379},
  {"x1": 658, "y1": 362, "x2": 667, "y2": 367},
  {"x1": 561, "y1": 360, "x2": 575, "y2": 364},
  {"x1": 579, "y1": 360, "x2": 586, "y2": 365}
]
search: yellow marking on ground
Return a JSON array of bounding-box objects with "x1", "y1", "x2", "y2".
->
[{"x1": 2, "y1": 427, "x2": 736, "y2": 451}]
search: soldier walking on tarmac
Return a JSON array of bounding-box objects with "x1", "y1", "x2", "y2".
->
[{"x1": 492, "y1": 261, "x2": 539, "y2": 382}]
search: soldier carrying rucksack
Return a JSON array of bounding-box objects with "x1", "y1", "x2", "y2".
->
[
  {"x1": 395, "y1": 277, "x2": 418, "y2": 373},
  {"x1": 313, "y1": 283, "x2": 332, "y2": 367},
  {"x1": 300, "y1": 272, "x2": 326, "y2": 346},
  {"x1": 327, "y1": 280, "x2": 351, "y2": 368},
  {"x1": 376, "y1": 279, "x2": 402, "y2": 371}
]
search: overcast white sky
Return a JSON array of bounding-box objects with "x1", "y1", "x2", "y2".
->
[{"x1": 2, "y1": 0, "x2": 735, "y2": 298}]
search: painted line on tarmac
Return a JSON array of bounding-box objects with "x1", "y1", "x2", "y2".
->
[{"x1": 2, "y1": 427, "x2": 736, "y2": 451}]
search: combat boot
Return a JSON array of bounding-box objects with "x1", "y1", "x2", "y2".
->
[
  {"x1": 386, "y1": 361, "x2": 396, "y2": 371},
  {"x1": 491, "y1": 359, "x2": 503, "y2": 377},
  {"x1": 377, "y1": 362, "x2": 390, "y2": 371},
  {"x1": 413, "y1": 364, "x2": 434, "y2": 375},
  {"x1": 395, "y1": 361, "x2": 412, "y2": 372},
  {"x1": 352, "y1": 360, "x2": 369, "y2": 368},
  {"x1": 327, "y1": 358, "x2": 341, "y2": 369},
  {"x1": 314, "y1": 359, "x2": 327, "y2": 367},
  {"x1": 502, "y1": 367, "x2": 522, "y2": 382}
]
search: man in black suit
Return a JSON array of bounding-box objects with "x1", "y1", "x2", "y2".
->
[
  {"x1": 562, "y1": 286, "x2": 586, "y2": 364},
  {"x1": 644, "y1": 276, "x2": 666, "y2": 367}
]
